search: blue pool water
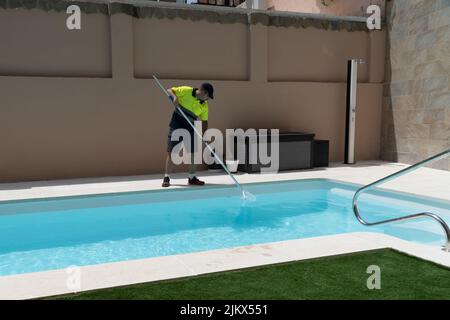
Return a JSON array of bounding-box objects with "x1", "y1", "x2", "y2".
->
[{"x1": 0, "y1": 179, "x2": 449, "y2": 276}]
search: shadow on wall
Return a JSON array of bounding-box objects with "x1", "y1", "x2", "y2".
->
[{"x1": 380, "y1": 0, "x2": 396, "y2": 163}]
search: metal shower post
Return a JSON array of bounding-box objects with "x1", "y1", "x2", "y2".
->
[{"x1": 345, "y1": 59, "x2": 364, "y2": 165}]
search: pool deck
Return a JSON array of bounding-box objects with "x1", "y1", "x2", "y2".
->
[
  {"x1": 0, "y1": 161, "x2": 449, "y2": 202},
  {"x1": 0, "y1": 160, "x2": 449, "y2": 299}
]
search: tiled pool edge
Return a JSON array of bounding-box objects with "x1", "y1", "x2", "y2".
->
[{"x1": 0, "y1": 232, "x2": 448, "y2": 300}]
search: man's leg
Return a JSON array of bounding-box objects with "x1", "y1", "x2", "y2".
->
[
  {"x1": 165, "y1": 152, "x2": 173, "y2": 176},
  {"x1": 162, "y1": 152, "x2": 172, "y2": 187},
  {"x1": 187, "y1": 136, "x2": 205, "y2": 186},
  {"x1": 188, "y1": 153, "x2": 196, "y2": 178},
  {"x1": 163, "y1": 127, "x2": 175, "y2": 188}
]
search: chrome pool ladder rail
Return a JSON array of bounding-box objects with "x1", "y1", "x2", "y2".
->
[{"x1": 352, "y1": 149, "x2": 450, "y2": 252}]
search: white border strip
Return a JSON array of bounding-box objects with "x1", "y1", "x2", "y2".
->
[{"x1": 0, "y1": 232, "x2": 448, "y2": 300}]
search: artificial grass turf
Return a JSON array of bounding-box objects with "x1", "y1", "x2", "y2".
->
[{"x1": 48, "y1": 249, "x2": 450, "y2": 300}]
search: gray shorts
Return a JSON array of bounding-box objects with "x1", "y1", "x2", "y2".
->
[
  {"x1": 167, "y1": 126, "x2": 195, "y2": 153},
  {"x1": 167, "y1": 109, "x2": 196, "y2": 153}
]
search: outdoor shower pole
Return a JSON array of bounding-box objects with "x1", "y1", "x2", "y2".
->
[{"x1": 344, "y1": 59, "x2": 362, "y2": 165}]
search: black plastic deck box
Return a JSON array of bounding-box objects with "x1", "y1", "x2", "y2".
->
[
  {"x1": 313, "y1": 140, "x2": 330, "y2": 167},
  {"x1": 233, "y1": 131, "x2": 315, "y2": 173}
]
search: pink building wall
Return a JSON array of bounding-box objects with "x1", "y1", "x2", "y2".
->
[{"x1": 266, "y1": 0, "x2": 386, "y2": 18}]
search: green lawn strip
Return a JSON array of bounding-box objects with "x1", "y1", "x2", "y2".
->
[{"x1": 46, "y1": 249, "x2": 450, "y2": 300}]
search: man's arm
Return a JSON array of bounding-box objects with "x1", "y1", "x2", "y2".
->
[{"x1": 167, "y1": 89, "x2": 179, "y2": 107}]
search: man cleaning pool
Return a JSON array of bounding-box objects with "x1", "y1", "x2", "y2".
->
[{"x1": 162, "y1": 83, "x2": 214, "y2": 188}]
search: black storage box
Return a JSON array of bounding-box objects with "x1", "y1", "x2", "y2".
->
[
  {"x1": 313, "y1": 140, "x2": 329, "y2": 167},
  {"x1": 233, "y1": 131, "x2": 315, "y2": 173}
]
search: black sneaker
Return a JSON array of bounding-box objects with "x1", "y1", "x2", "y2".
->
[
  {"x1": 162, "y1": 176, "x2": 170, "y2": 187},
  {"x1": 188, "y1": 176, "x2": 205, "y2": 186}
]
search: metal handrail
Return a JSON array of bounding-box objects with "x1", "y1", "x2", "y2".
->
[{"x1": 352, "y1": 149, "x2": 450, "y2": 252}]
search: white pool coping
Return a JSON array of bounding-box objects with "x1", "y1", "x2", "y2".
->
[
  {"x1": 0, "y1": 161, "x2": 449, "y2": 299},
  {"x1": 0, "y1": 232, "x2": 449, "y2": 300},
  {"x1": 1, "y1": 161, "x2": 449, "y2": 202}
]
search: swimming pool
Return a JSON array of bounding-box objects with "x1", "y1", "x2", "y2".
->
[{"x1": 0, "y1": 179, "x2": 449, "y2": 276}]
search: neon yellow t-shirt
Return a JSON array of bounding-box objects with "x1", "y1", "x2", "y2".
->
[{"x1": 172, "y1": 86, "x2": 209, "y2": 121}]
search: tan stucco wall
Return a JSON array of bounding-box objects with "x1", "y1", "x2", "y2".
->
[
  {"x1": 0, "y1": 6, "x2": 385, "y2": 182},
  {"x1": 0, "y1": 8, "x2": 111, "y2": 77}
]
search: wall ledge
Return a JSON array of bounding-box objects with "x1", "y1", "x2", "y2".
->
[{"x1": 0, "y1": 0, "x2": 375, "y2": 31}]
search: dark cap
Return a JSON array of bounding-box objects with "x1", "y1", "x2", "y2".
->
[{"x1": 201, "y1": 83, "x2": 214, "y2": 99}]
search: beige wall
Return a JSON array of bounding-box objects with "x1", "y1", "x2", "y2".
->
[
  {"x1": 381, "y1": 0, "x2": 450, "y2": 170},
  {"x1": 268, "y1": 26, "x2": 371, "y2": 82},
  {"x1": 0, "y1": 6, "x2": 385, "y2": 182},
  {"x1": 0, "y1": 8, "x2": 111, "y2": 77},
  {"x1": 134, "y1": 18, "x2": 249, "y2": 80}
]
